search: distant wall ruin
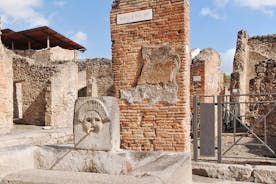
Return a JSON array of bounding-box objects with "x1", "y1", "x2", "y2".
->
[
  {"x1": 13, "y1": 46, "x2": 77, "y2": 62},
  {"x1": 231, "y1": 30, "x2": 276, "y2": 137},
  {"x1": 231, "y1": 30, "x2": 276, "y2": 95},
  {"x1": 111, "y1": 0, "x2": 190, "y2": 151},
  {"x1": 75, "y1": 58, "x2": 114, "y2": 97},
  {"x1": 13, "y1": 57, "x2": 78, "y2": 127},
  {"x1": 190, "y1": 48, "x2": 224, "y2": 105},
  {"x1": 249, "y1": 59, "x2": 276, "y2": 137}
]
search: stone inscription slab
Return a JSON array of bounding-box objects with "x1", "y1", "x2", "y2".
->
[
  {"x1": 117, "y1": 9, "x2": 153, "y2": 25},
  {"x1": 193, "y1": 76, "x2": 201, "y2": 82}
]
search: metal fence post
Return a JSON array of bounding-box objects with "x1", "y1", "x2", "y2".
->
[
  {"x1": 217, "y1": 96, "x2": 222, "y2": 163},
  {"x1": 193, "y1": 96, "x2": 198, "y2": 161}
]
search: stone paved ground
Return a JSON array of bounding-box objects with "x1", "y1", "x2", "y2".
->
[
  {"x1": 192, "y1": 133, "x2": 276, "y2": 164},
  {"x1": 193, "y1": 175, "x2": 260, "y2": 184},
  {"x1": 0, "y1": 125, "x2": 72, "y2": 149}
]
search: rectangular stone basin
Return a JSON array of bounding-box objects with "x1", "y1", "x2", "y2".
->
[{"x1": 0, "y1": 145, "x2": 192, "y2": 184}]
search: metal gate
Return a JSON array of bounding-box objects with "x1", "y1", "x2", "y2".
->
[{"x1": 192, "y1": 94, "x2": 276, "y2": 163}]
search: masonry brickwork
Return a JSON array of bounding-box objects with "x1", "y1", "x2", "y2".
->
[
  {"x1": 111, "y1": 0, "x2": 190, "y2": 151},
  {"x1": 231, "y1": 30, "x2": 276, "y2": 95},
  {"x1": 13, "y1": 56, "x2": 78, "y2": 127},
  {"x1": 86, "y1": 58, "x2": 114, "y2": 97},
  {"x1": 231, "y1": 30, "x2": 276, "y2": 137},
  {"x1": 13, "y1": 46, "x2": 77, "y2": 62},
  {"x1": 0, "y1": 41, "x2": 13, "y2": 134},
  {"x1": 249, "y1": 59, "x2": 276, "y2": 137}
]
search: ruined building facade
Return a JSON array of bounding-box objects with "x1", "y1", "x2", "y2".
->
[{"x1": 231, "y1": 30, "x2": 276, "y2": 137}]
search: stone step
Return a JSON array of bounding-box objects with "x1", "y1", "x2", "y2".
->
[{"x1": 0, "y1": 169, "x2": 158, "y2": 184}]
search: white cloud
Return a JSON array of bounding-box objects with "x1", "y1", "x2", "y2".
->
[
  {"x1": 220, "y1": 48, "x2": 236, "y2": 74},
  {"x1": 72, "y1": 31, "x2": 88, "y2": 45},
  {"x1": 214, "y1": 0, "x2": 230, "y2": 8},
  {"x1": 200, "y1": 8, "x2": 223, "y2": 19},
  {"x1": 0, "y1": 0, "x2": 48, "y2": 27},
  {"x1": 235, "y1": 0, "x2": 276, "y2": 9},
  {"x1": 53, "y1": 1, "x2": 66, "y2": 7},
  {"x1": 235, "y1": 0, "x2": 276, "y2": 15}
]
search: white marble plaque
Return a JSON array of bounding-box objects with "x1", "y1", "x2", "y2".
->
[
  {"x1": 232, "y1": 89, "x2": 239, "y2": 93},
  {"x1": 117, "y1": 9, "x2": 153, "y2": 25},
  {"x1": 193, "y1": 76, "x2": 201, "y2": 82}
]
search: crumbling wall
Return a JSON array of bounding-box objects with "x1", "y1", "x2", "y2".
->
[
  {"x1": 74, "y1": 58, "x2": 114, "y2": 97},
  {"x1": 86, "y1": 58, "x2": 114, "y2": 96},
  {"x1": 13, "y1": 46, "x2": 77, "y2": 63},
  {"x1": 231, "y1": 31, "x2": 276, "y2": 95},
  {"x1": 13, "y1": 57, "x2": 77, "y2": 127},
  {"x1": 13, "y1": 58, "x2": 58, "y2": 125},
  {"x1": 111, "y1": 0, "x2": 190, "y2": 151},
  {"x1": 190, "y1": 48, "x2": 223, "y2": 105},
  {"x1": 0, "y1": 42, "x2": 13, "y2": 134},
  {"x1": 45, "y1": 62, "x2": 78, "y2": 128},
  {"x1": 249, "y1": 59, "x2": 276, "y2": 137},
  {"x1": 231, "y1": 30, "x2": 249, "y2": 95}
]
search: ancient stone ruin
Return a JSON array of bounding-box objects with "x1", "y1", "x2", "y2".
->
[
  {"x1": 0, "y1": 0, "x2": 192, "y2": 183},
  {"x1": 190, "y1": 48, "x2": 224, "y2": 105},
  {"x1": 231, "y1": 30, "x2": 276, "y2": 138}
]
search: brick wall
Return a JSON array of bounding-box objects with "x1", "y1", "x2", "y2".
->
[
  {"x1": 111, "y1": 0, "x2": 190, "y2": 151},
  {"x1": 0, "y1": 42, "x2": 13, "y2": 134}
]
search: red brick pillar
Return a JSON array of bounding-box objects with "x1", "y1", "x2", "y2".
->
[{"x1": 111, "y1": 0, "x2": 190, "y2": 151}]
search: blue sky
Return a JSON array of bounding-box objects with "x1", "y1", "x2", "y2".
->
[{"x1": 1, "y1": 0, "x2": 276, "y2": 74}]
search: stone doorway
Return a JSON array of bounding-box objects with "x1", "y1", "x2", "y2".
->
[{"x1": 13, "y1": 81, "x2": 23, "y2": 124}]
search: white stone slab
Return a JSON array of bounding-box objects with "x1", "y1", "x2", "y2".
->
[
  {"x1": 117, "y1": 9, "x2": 153, "y2": 25},
  {"x1": 193, "y1": 76, "x2": 201, "y2": 82}
]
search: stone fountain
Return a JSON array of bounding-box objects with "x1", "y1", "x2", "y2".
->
[{"x1": 0, "y1": 96, "x2": 191, "y2": 184}]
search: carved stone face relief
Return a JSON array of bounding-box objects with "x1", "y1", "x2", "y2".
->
[
  {"x1": 81, "y1": 110, "x2": 103, "y2": 134},
  {"x1": 74, "y1": 97, "x2": 120, "y2": 151}
]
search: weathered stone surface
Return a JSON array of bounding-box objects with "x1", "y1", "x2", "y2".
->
[
  {"x1": 0, "y1": 145, "x2": 192, "y2": 184},
  {"x1": 84, "y1": 58, "x2": 114, "y2": 97},
  {"x1": 248, "y1": 59, "x2": 276, "y2": 137},
  {"x1": 1, "y1": 169, "x2": 159, "y2": 184},
  {"x1": 74, "y1": 97, "x2": 120, "y2": 151},
  {"x1": 13, "y1": 57, "x2": 78, "y2": 127},
  {"x1": 0, "y1": 41, "x2": 13, "y2": 134},
  {"x1": 120, "y1": 45, "x2": 180, "y2": 104},
  {"x1": 131, "y1": 153, "x2": 192, "y2": 184},
  {"x1": 190, "y1": 48, "x2": 224, "y2": 106},
  {"x1": 0, "y1": 146, "x2": 36, "y2": 180},
  {"x1": 120, "y1": 84, "x2": 178, "y2": 104},
  {"x1": 231, "y1": 31, "x2": 276, "y2": 95},
  {"x1": 253, "y1": 165, "x2": 276, "y2": 184},
  {"x1": 12, "y1": 46, "x2": 77, "y2": 62},
  {"x1": 45, "y1": 62, "x2": 78, "y2": 128},
  {"x1": 0, "y1": 126, "x2": 72, "y2": 149},
  {"x1": 138, "y1": 45, "x2": 180, "y2": 85},
  {"x1": 192, "y1": 162, "x2": 254, "y2": 181}
]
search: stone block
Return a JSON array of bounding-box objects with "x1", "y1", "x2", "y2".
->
[
  {"x1": 74, "y1": 97, "x2": 120, "y2": 151},
  {"x1": 253, "y1": 165, "x2": 276, "y2": 184}
]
